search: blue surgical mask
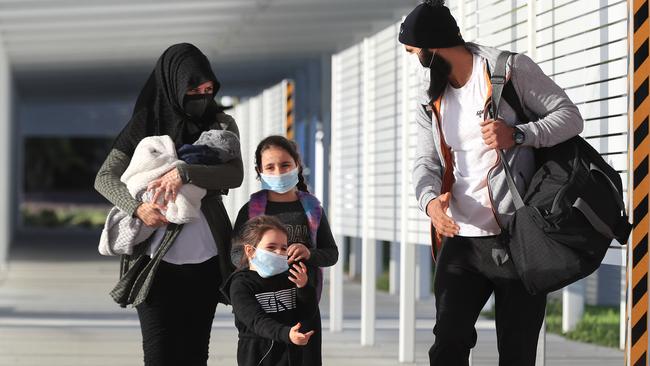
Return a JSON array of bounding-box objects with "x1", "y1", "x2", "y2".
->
[
  {"x1": 260, "y1": 168, "x2": 299, "y2": 194},
  {"x1": 250, "y1": 247, "x2": 289, "y2": 278}
]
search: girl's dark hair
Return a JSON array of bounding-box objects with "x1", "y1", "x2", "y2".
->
[
  {"x1": 234, "y1": 215, "x2": 288, "y2": 269},
  {"x1": 255, "y1": 135, "x2": 309, "y2": 192}
]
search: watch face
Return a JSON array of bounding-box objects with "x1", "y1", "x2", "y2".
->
[{"x1": 514, "y1": 129, "x2": 525, "y2": 144}]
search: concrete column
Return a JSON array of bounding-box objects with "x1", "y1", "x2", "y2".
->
[
  {"x1": 376, "y1": 240, "x2": 384, "y2": 279},
  {"x1": 314, "y1": 128, "x2": 325, "y2": 202},
  {"x1": 389, "y1": 241, "x2": 400, "y2": 295},
  {"x1": 329, "y1": 234, "x2": 345, "y2": 332},
  {"x1": 415, "y1": 245, "x2": 432, "y2": 300},
  {"x1": 348, "y1": 237, "x2": 362, "y2": 279}
]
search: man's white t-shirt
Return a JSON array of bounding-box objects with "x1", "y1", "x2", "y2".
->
[{"x1": 440, "y1": 54, "x2": 501, "y2": 237}]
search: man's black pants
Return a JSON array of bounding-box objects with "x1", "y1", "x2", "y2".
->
[
  {"x1": 429, "y1": 235, "x2": 547, "y2": 366},
  {"x1": 136, "y1": 255, "x2": 221, "y2": 366}
]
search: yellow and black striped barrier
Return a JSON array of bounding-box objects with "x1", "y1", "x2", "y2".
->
[
  {"x1": 631, "y1": 0, "x2": 649, "y2": 365},
  {"x1": 286, "y1": 80, "x2": 295, "y2": 140}
]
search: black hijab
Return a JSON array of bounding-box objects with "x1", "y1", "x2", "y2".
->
[{"x1": 113, "y1": 43, "x2": 221, "y2": 156}]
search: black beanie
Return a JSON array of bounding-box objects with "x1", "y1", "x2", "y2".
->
[{"x1": 399, "y1": 0, "x2": 464, "y2": 49}]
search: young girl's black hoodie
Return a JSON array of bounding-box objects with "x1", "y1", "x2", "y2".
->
[{"x1": 221, "y1": 267, "x2": 318, "y2": 366}]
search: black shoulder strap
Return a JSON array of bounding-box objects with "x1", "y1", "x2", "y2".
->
[
  {"x1": 491, "y1": 51, "x2": 526, "y2": 210},
  {"x1": 490, "y1": 51, "x2": 510, "y2": 119},
  {"x1": 503, "y1": 81, "x2": 529, "y2": 123},
  {"x1": 488, "y1": 52, "x2": 529, "y2": 124}
]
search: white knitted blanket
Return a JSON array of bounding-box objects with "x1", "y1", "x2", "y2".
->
[{"x1": 98, "y1": 135, "x2": 206, "y2": 256}]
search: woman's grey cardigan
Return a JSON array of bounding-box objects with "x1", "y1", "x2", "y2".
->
[{"x1": 94, "y1": 112, "x2": 243, "y2": 307}]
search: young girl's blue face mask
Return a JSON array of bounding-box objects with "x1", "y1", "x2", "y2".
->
[
  {"x1": 260, "y1": 168, "x2": 299, "y2": 194},
  {"x1": 250, "y1": 247, "x2": 289, "y2": 278}
]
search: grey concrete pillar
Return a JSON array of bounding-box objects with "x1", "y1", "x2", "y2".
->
[
  {"x1": 348, "y1": 237, "x2": 363, "y2": 279},
  {"x1": 0, "y1": 39, "x2": 13, "y2": 278},
  {"x1": 389, "y1": 241, "x2": 400, "y2": 295},
  {"x1": 415, "y1": 245, "x2": 432, "y2": 300},
  {"x1": 375, "y1": 240, "x2": 384, "y2": 279}
]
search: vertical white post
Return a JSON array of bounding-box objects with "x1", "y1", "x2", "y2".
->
[
  {"x1": 315, "y1": 129, "x2": 325, "y2": 202},
  {"x1": 329, "y1": 235, "x2": 344, "y2": 333},
  {"x1": 360, "y1": 37, "x2": 376, "y2": 346},
  {"x1": 0, "y1": 38, "x2": 11, "y2": 277},
  {"x1": 625, "y1": 0, "x2": 635, "y2": 361},
  {"x1": 527, "y1": 0, "x2": 537, "y2": 60},
  {"x1": 527, "y1": 3, "x2": 543, "y2": 365},
  {"x1": 620, "y1": 248, "x2": 627, "y2": 350},
  {"x1": 536, "y1": 318, "x2": 546, "y2": 366},
  {"x1": 398, "y1": 29, "x2": 416, "y2": 362},
  {"x1": 562, "y1": 281, "x2": 585, "y2": 333},
  {"x1": 329, "y1": 54, "x2": 344, "y2": 333},
  {"x1": 457, "y1": 0, "x2": 466, "y2": 35}
]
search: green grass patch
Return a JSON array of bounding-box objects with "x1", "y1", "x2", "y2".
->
[
  {"x1": 22, "y1": 207, "x2": 109, "y2": 229},
  {"x1": 482, "y1": 298, "x2": 619, "y2": 348},
  {"x1": 376, "y1": 270, "x2": 390, "y2": 292}
]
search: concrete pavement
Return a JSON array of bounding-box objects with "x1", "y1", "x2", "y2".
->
[{"x1": 0, "y1": 231, "x2": 624, "y2": 365}]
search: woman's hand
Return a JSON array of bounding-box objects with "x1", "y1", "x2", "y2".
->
[
  {"x1": 288, "y1": 262, "x2": 308, "y2": 288},
  {"x1": 287, "y1": 243, "x2": 311, "y2": 263},
  {"x1": 136, "y1": 202, "x2": 169, "y2": 227},
  {"x1": 147, "y1": 168, "x2": 182, "y2": 208},
  {"x1": 289, "y1": 322, "x2": 314, "y2": 346}
]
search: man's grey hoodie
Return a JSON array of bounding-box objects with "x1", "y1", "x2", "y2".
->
[{"x1": 412, "y1": 42, "x2": 584, "y2": 227}]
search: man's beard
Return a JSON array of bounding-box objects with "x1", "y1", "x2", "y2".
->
[{"x1": 426, "y1": 54, "x2": 452, "y2": 102}]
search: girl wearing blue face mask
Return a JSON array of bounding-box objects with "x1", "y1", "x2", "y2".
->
[
  {"x1": 233, "y1": 135, "x2": 338, "y2": 366},
  {"x1": 222, "y1": 215, "x2": 318, "y2": 366}
]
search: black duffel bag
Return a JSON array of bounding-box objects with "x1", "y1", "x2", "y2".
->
[{"x1": 491, "y1": 52, "x2": 632, "y2": 295}]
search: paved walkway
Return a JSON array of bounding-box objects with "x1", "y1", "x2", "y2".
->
[{"x1": 0, "y1": 232, "x2": 624, "y2": 365}]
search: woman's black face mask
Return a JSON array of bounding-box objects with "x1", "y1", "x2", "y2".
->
[{"x1": 183, "y1": 94, "x2": 213, "y2": 120}]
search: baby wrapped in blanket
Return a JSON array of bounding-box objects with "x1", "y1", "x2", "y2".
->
[{"x1": 98, "y1": 130, "x2": 240, "y2": 256}]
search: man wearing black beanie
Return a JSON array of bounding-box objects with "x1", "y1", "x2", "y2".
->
[{"x1": 400, "y1": 1, "x2": 584, "y2": 365}]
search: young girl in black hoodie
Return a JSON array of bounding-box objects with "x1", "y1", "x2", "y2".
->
[{"x1": 223, "y1": 215, "x2": 318, "y2": 366}]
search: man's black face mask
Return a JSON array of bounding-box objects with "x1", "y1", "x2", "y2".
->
[
  {"x1": 427, "y1": 53, "x2": 452, "y2": 102},
  {"x1": 418, "y1": 49, "x2": 435, "y2": 68}
]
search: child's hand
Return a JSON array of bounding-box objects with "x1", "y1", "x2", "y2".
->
[
  {"x1": 287, "y1": 243, "x2": 311, "y2": 262},
  {"x1": 289, "y1": 322, "x2": 315, "y2": 346},
  {"x1": 288, "y1": 262, "x2": 308, "y2": 288}
]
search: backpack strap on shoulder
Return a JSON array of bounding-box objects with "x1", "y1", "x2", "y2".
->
[{"x1": 491, "y1": 51, "x2": 526, "y2": 210}]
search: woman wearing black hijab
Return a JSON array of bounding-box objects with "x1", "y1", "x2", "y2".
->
[{"x1": 94, "y1": 43, "x2": 242, "y2": 365}]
